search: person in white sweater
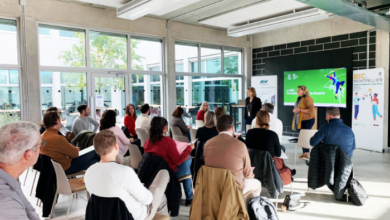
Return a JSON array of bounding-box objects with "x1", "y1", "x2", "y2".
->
[{"x1": 84, "y1": 130, "x2": 169, "y2": 220}]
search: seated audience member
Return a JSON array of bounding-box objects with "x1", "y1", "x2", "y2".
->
[
  {"x1": 124, "y1": 104, "x2": 138, "y2": 138},
  {"x1": 41, "y1": 111, "x2": 100, "y2": 175},
  {"x1": 196, "y1": 101, "x2": 209, "y2": 121},
  {"x1": 170, "y1": 106, "x2": 191, "y2": 141},
  {"x1": 144, "y1": 117, "x2": 195, "y2": 206},
  {"x1": 251, "y1": 103, "x2": 285, "y2": 152},
  {"x1": 136, "y1": 104, "x2": 152, "y2": 131},
  {"x1": 195, "y1": 111, "x2": 218, "y2": 143},
  {"x1": 100, "y1": 110, "x2": 140, "y2": 155},
  {"x1": 247, "y1": 111, "x2": 281, "y2": 157},
  {"x1": 0, "y1": 122, "x2": 41, "y2": 220},
  {"x1": 310, "y1": 107, "x2": 356, "y2": 158},
  {"x1": 71, "y1": 104, "x2": 99, "y2": 136},
  {"x1": 85, "y1": 130, "x2": 169, "y2": 220},
  {"x1": 204, "y1": 115, "x2": 261, "y2": 196},
  {"x1": 214, "y1": 107, "x2": 225, "y2": 120},
  {"x1": 40, "y1": 107, "x2": 71, "y2": 142}
]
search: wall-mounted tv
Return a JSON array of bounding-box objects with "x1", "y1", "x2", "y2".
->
[{"x1": 284, "y1": 68, "x2": 347, "y2": 108}]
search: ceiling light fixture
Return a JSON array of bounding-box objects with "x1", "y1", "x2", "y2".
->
[{"x1": 228, "y1": 8, "x2": 332, "y2": 37}]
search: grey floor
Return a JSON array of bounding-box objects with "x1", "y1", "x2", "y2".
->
[{"x1": 22, "y1": 136, "x2": 390, "y2": 220}]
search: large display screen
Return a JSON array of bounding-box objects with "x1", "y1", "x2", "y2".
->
[{"x1": 284, "y1": 68, "x2": 347, "y2": 108}]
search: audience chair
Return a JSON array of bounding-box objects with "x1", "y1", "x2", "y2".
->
[
  {"x1": 190, "y1": 128, "x2": 197, "y2": 142},
  {"x1": 136, "y1": 128, "x2": 148, "y2": 147},
  {"x1": 171, "y1": 126, "x2": 184, "y2": 138},
  {"x1": 173, "y1": 135, "x2": 190, "y2": 143},
  {"x1": 128, "y1": 144, "x2": 142, "y2": 170},
  {"x1": 294, "y1": 129, "x2": 318, "y2": 167},
  {"x1": 195, "y1": 120, "x2": 204, "y2": 128},
  {"x1": 178, "y1": 174, "x2": 194, "y2": 199},
  {"x1": 246, "y1": 125, "x2": 251, "y2": 133},
  {"x1": 50, "y1": 160, "x2": 90, "y2": 220}
]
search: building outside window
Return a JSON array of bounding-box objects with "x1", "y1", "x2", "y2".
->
[
  {"x1": 0, "y1": 19, "x2": 21, "y2": 127},
  {"x1": 175, "y1": 41, "x2": 243, "y2": 126}
]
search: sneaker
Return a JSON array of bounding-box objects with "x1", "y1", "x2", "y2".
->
[
  {"x1": 298, "y1": 154, "x2": 305, "y2": 159},
  {"x1": 302, "y1": 154, "x2": 310, "y2": 160},
  {"x1": 185, "y1": 199, "x2": 192, "y2": 207}
]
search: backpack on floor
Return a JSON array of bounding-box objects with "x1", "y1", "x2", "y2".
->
[
  {"x1": 348, "y1": 178, "x2": 368, "y2": 206},
  {"x1": 247, "y1": 196, "x2": 279, "y2": 220}
]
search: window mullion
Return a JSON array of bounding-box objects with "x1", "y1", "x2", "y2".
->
[
  {"x1": 221, "y1": 46, "x2": 224, "y2": 75},
  {"x1": 85, "y1": 29, "x2": 90, "y2": 68}
]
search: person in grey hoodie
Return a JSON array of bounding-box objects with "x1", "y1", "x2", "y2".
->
[{"x1": 71, "y1": 104, "x2": 99, "y2": 136}]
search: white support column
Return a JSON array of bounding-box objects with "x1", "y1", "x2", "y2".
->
[
  {"x1": 376, "y1": 30, "x2": 390, "y2": 150},
  {"x1": 166, "y1": 35, "x2": 176, "y2": 123},
  {"x1": 144, "y1": 75, "x2": 151, "y2": 104}
]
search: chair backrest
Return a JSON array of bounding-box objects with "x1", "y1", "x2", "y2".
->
[
  {"x1": 136, "y1": 128, "x2": 148, "y2": 147},
  {"x1": 171, "y1": 126, "x2": 184, "y2": 137},
  {"x1": 195, "y1": 120, "x2": 204, "y2": 128},
  {"x1": 297, "y1": 129, "x2": 318, "y2": 149},
  {"x1": 51, "y1": 160, "x2": 73, "y2": 195},
  {"x1": 173, "y1": 135, "x2": 189, "y2": 143},
  {"x1": 128, "y1": 144, "x2": 142, "y2": 170},
  {"x1": 190, "y1": 128, "x2": 197, "y2": 142},
  {"x1": 246, "y1": 124, "x2": 251, "y2": 133},
  {"x1": 86, "y1": 194, "x2": 134, "y2": 220}
]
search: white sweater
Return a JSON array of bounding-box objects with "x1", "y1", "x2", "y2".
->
[{"x1": 85, "y1": 162, "x2": 153, "y2": 220}]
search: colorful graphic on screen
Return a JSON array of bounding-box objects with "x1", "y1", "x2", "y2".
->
[{"x1": 284, "y1": 68, "x2": 347, "y2": 108}]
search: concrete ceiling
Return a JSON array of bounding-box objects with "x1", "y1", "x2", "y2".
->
[{"x1": 70, "y1": 0, "x2": 313, "y2": 29}]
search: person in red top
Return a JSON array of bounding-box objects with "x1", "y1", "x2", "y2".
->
[
  {"x1": 196, "y1": 101, "x2": 209, "y2": 122},
  {"x1": 124, "y1": 104, "x2": 137, "y2": 138},
  {"x1": 144, "y1": 117, "x2": 195, "y2": 206}
]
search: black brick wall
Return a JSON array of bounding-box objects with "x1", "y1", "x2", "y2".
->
[{"x1": 252, "y1": 31, "x2": 376, "y2": 76}]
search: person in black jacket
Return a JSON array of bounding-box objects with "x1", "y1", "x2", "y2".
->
[
  {"x1": 195, "y1": 111, "x2": 218, "y2": 143},
  {"x1": 246, "y1": 110, "x2": 281, "y2": 157},
  {"x1": 245, "y1": 87, "x2": 262, "y2": 127}
]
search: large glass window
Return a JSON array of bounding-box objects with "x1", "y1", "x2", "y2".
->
[
  {"x1": 131, "y1": 36, "x2": 162, "y2": 71},
  {"x1": 89, "y1": 31, "x2": 127, "y2": 69},
  {"x1": 39, "y1": 25, "x2": 86, "y2": 67},
  {"x1": 175, "y1": 42, "x2": 198, "y2": 73},
  {"x1": 40, "y1": 71, "x2": 87, "y2": 130},
  {"x1": 0, "y1": 70, "x2": 21, "y2": 127},
  {"x1": 176, "y1": 76, "x2": 241, "y2": 125},
  {"x1": 0, "y1": 19, "x2": 18, "y2": 65},
  {"x1": 132, "y1": 75, "x2": 162, "y2": 118},
  {"x1": 224, "y1": 48, "x2": 242, "y2": 74},
  {"x1": 201, "y1": 45, "x2": 222, "y2": 74}
]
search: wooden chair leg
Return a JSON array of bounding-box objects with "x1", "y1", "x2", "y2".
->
[
  {"x1": 23, "y1": 167, "x2": 30, "y2": 186},
  {"x1": 66, "y1": 194, "x2": 74, "y2": 220},
  {"x1": 30, "y1": 171, "x2": 38, "y2": 196},
  {"x1": 294, "y1": 145, "x2": 297, "y2": 168},
  {"x1": 49, "y1": 191, "x2": 59, "y2": 219},
  {"x1": 275, "y1": 195, "x2": 278, "y2": 210},
  {"x1": 290, "y1": 182, "x2": 293, "y2": 194}
]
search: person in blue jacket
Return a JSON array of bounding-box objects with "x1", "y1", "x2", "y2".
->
[{"x1": 310, "y1": 107, "x2": 356, "y2": 158}]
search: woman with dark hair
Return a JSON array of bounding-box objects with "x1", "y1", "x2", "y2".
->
[
  {"x1": 124, "y1": 104, "x2": 138, "y2": 138},
  {"x1": 100, "y1": 110, "x2": 139, "y2": 155},
  {"x1": 170, "y1": 106, "x2": 191, "y2": 141},
  {"x1": 144, "y1": 117, "x2": 195, "y2": 206},
  {"x1": 214, "y1": 107, "x2": 225, "y2": 120}
]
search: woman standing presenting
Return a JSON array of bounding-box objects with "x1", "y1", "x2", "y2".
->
[
  {"x1": 245, "y1": 87, "x2": 262, "y2": 127},
  {"x1": 292, "y1": 85, "x2": 315, "y2": 160}
]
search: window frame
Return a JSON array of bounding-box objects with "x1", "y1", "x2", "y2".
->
[
  {"x1": 37, "y1": 21, "x2": 166, "y2": 118},
  {"x1": 0, "y1": 16, "x2": 23, "y2": 122}
]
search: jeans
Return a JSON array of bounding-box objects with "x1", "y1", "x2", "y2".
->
[
  {"x1": 372, "y1": 105, "x2": 382, "y2": 119},
  {"x1": 354, "y1": 105, "x2": 359, "y2": 119},
  {"x1": 300, "y1": 118, "x2": 315, "y2": 153},
  {"x1": 186, "y1": 131, "x2": 191, "y2": 142},
  {"x1": 245, "y1": 117, "x2": 254, "y2": 127},
  {"x1": 176, "y1": 159, "x2": 193, "y2": 200},
  {"x1": 280, "y1": 145, "x2": 286, "y2": 153},
  {"x1": 65, "y1": 150, "x2": 100, "y2": 175}
]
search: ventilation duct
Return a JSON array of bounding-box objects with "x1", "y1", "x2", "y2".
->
[{"x1": 296, "y1": 0, "x2": 390, "y2": 32}]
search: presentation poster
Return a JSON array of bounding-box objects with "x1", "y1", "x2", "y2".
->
[
  {"x1": 252, "y1": 75, "x2": 278, "y2": 117},
  {"x1": 352, "y1": 68, "x2": 384, "y2": 152},
  {"x1": 284, "y1": 68, "x2": 347, "y2": 107}
]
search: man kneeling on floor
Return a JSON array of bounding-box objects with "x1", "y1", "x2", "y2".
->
[
  {"x1": 204, "y1": 114, "x2": 262, "y2": 197},
  {"x1": 85, "y1": 130, "x2": 170, "y2": 220}
]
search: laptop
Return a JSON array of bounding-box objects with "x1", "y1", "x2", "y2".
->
[{"x1": 238, "y1": 100, "x2": 245, "y2": 105}]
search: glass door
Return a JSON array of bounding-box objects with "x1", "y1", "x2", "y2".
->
[{"x1": 91, "y1": 73, "x2": 129, "y2": 127}]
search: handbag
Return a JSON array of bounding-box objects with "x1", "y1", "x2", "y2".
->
[{"x1": 282, "y1": 193, "x2": 301, "y2": 210}]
